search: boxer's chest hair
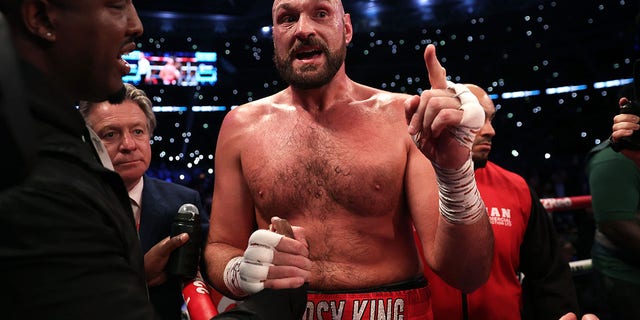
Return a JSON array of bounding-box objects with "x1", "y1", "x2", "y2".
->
[{"x1": 247, "y1": 114, "x2": 403, "y2": 220}]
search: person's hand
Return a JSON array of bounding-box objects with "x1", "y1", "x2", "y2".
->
[
  {"x1": 405, "y1": 44, "x2": 484, "y2": 170},
  {"x1": 558, "y1": 312, "x2": 599, "y2": 320},
  {"x1": 144, "y1": 233, "x2": 189, "y2": 287},
  {"x1": 611, "y1": 97, "x2": 640, "y2": 143},
  {"x1": 234, "y1": 220, "x2": 311, "y2": 295},
  {"x1": 264, "y1": 220, "x2": 311, "y2": 290},
  {"x1": 611, "y1": 97, "x2": 640, "y2": 164}
]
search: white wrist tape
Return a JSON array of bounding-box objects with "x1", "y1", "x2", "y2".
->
[
  {"x1": 223, "y1": 229, "x2": 284, "y2": 297},
  {"x1": 446, "y1": 81, "x2": 485, "y2": 149},
  {"x1": 223, "y1": 256, "x2": 249, "y2": 297},
  {"x1": 432, "y1": 157, "x2": 486, "y2": 225}
]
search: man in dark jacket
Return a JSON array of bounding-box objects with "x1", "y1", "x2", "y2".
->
[{"x1": 0, "y1": 1, "x2": 158, "y2": 319}]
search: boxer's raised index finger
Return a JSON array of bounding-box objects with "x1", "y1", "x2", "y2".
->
[{"x1": 424, "y1": 44, "x2": 448, "y2": 89}]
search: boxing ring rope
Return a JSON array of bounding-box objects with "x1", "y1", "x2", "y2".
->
[
  {"x1": 540, "y1": 195, "x2": 593, "y2": 275},
  {"x1": 183, "y1": 195, "x2": 595, "y2": 319},
  {"x1": 540, "y1": 195, "x2": 593, "y2": 213}
]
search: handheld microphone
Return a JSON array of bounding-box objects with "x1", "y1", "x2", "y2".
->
[{"x1": 167, "y1": 203, "x2": 202, "y2": 279}]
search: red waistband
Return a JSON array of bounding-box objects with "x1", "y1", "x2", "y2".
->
[{"x1": 303, "y1": 284, "x2": 432, "y2": 320}]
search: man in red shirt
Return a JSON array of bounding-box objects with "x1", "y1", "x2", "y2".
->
[{"x1": 423, "y1": 84, "x2": 595, "y2": 320}]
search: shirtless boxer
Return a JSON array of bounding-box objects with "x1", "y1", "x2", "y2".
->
[{"x1": 204, "y1": 0, "x2": 494, "y2": 319}]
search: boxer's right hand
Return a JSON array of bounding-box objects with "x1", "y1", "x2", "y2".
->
[{"x1": 225, "y1": 219, "x2": 311, "y2": 296}]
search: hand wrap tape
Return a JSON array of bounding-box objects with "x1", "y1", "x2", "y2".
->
[
  {"x1": 446, "y1": 80, "x2": 484, "y2": 148},
  {"x1": 223, "y1": 229, "x2": 284, "y2": 297}
]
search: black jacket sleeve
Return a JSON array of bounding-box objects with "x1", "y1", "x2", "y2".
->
[{"x1": 520, "y1": 188, "x2": 580, "y2": 320}]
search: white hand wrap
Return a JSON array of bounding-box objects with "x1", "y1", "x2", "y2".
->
[
  {"x1": 433, "y1": 157, "x2": 486, "y2": 225},
  {"x1": 446, "y1": 81, "x2": 485, "y2": 149},
  {"x1": 223, "y1": 229, "x2": 284, "y2": 297}
]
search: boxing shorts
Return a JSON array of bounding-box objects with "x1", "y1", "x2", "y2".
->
[{"x1": 303, "y1": 277, "x2": 432, "y2": 320}]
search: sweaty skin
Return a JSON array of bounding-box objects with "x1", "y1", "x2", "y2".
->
[{"x1": 237, "y1": 88, "x2": 429, "y2": 290}]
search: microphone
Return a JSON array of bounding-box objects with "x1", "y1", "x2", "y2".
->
[{"x1": 167, "y1": 203, "x2": 202, "y2": 279}]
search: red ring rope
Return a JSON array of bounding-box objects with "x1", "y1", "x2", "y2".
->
[{"x1": 540, "y1": 195, "x2": 592, "y2": 212}]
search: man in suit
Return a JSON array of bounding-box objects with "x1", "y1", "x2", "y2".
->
[{"x1": 79, "y1": 84, "x2": 209, "y2": 320}]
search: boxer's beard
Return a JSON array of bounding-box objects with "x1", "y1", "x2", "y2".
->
[
  {"x1": 274, "y1": 37, "x2": 346, "y2": 90},
  {"x1": 106, "y1": 85, "x2": 126, "y2": 104}
]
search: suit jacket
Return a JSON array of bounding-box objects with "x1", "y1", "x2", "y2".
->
[
  {"x1": 0, "y1": 61, "x2": 157, "y2": 319},
  {"x1": 140, "y1": 175, "x2": 209, "y2": 320}
]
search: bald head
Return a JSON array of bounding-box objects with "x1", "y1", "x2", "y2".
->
[
  {"x1": 272, "y1": 0, "x2": 346, "y2": 17},
  {"x1": 270, "y1": 0, "x2": 351, "y2": 89},
  {"x1": 465, "y1": 84, "x2": 496, "y2": 169},
  {"x1": 465, "y1": 84, "x2": 493, "y2": 111}
]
